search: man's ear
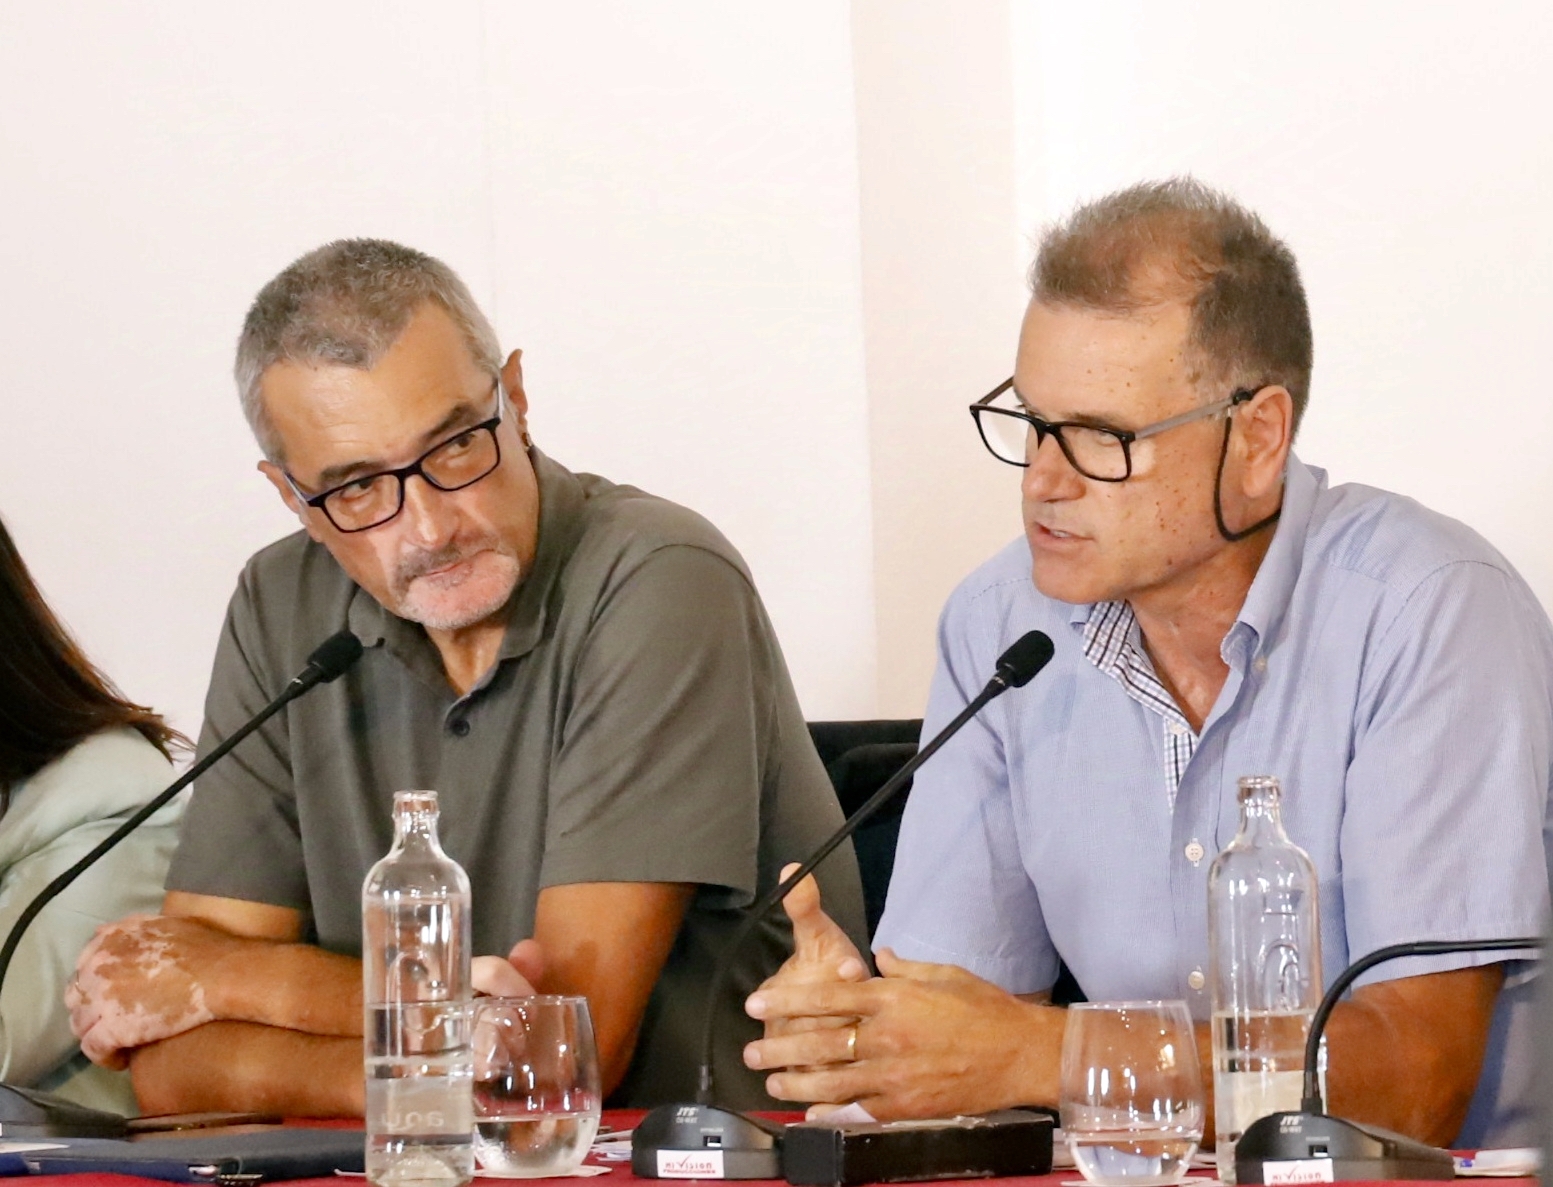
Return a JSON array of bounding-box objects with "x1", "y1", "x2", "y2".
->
[
  {"x1": 1236, "y1": 384, "x2": 1294, "y2": 500},
  {"x1": 258, "y1": 460, "x2": 325, "y2": 543},
  {"x1": 500, "y1": 349, "x2": 532, "y2": 439}
]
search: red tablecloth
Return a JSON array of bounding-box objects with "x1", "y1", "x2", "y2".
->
[{"x1": 21, "y1": 1111, "x2": 1535, "y2": 1187}]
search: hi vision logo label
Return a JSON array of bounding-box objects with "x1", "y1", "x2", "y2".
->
[
  {"x1": 1264, "y1": 1159, "x2": 1335, "y2": 1185},
  {"x1": 656, "y1": 1149, "x2": 726, "y2": 1178}
]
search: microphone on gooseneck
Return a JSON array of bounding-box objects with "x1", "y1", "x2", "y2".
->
[
  {"x1": 1234, "y1": 935, "x2": 1544, "y2": 1184},
  {"x1": 0, "y1": 629, "x2": 364, "y2": 1138},
  {"x1": 291, "y1": 630, "x2": 367, "y2": 693},
  {"x1": 632, "y1": 629, "x2": 1057, "y2": 1181}
]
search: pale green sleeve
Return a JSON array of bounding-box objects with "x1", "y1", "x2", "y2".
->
[{"x1": 0, "y1": 808, "x2": 182, "y2": 1089}]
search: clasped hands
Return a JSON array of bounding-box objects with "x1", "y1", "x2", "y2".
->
[
  {"x1": 742, "y1": 865, "x2": 1060, "y2": 1120},
  {"x1": 67, "y1": 913, "x2": 548, "y2": 1070}
]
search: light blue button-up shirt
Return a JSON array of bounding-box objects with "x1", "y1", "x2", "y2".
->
[{"x1": 875, "y1": 456, "x2": 1553, "y2": 1148}]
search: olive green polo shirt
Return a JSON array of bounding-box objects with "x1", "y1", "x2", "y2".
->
[{"x1": 167, "y1": 449, "x2": 866, "y2": 1108}]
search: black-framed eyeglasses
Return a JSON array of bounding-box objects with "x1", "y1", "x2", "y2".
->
[
  {"x1": 969, "y1": 377, "x2": 1257, "y2": 482},
  {"x1": 284, "y1": 380, "x2": 505, "y2": 533}
]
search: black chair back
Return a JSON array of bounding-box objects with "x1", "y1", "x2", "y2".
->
[
  {"x1": 808, "y1": 720, "x2": 920, "y2": 938},
  {"x1": 806, "y1": 718, "x2": 1086, "y2": 1005}
]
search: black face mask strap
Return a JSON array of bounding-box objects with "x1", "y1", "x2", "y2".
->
[{"x1": 1213, "y1": 391, "x2": 1281, "y2": 544}]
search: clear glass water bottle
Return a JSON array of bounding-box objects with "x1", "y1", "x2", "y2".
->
[
  {"x1": 1207, "y1": 776, "x2": 1322, "y2": 1183},
  {"x1": 363, "y1": 791, "x2": 475, "y2": 1187}
]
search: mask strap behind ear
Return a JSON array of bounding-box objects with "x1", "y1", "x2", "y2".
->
[{"x1": 1213, "y1": 391, "x2": 1281, "y2": 543}]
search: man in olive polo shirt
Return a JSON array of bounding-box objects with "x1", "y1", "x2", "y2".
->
[{"x1": 67, "y1": 238, "x2": 865, "y2": 1115}]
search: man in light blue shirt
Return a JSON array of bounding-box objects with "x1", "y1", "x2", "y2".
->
[{"x1": 743, "y1": 178, "x2": 1552, "y2": 1148}]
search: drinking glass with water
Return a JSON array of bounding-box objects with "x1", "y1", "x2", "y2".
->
[
  {"x1": 471, "y1": 996, "x2": 602, "y2": 1177},
  {"x1": 1059, "y1": 1000, "x2": 1205, "y2": 1187}
]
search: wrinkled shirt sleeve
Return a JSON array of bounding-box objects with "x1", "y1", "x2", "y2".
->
[
  {"x1": 1341, "y1": 559, "x2": 1551, "y2": 984},
  {"x1": 873, "y1": 580, "x2": 1060, "y2": 995}
]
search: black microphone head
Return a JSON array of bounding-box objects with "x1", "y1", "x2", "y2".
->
[
  {"x1": 996, "y1": 630, "x2": 1055, "y2": 688},
  {"x1": 307, "y1": 630, "x2": 364, "y2": 683}
]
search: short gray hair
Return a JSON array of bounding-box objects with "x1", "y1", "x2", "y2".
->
[
  {"x1": 235, "y1": 239, "x2": 502, "y2": 460},
  {"x1": 1031, "y1": 177, "x2": 1313, "y2": 430}
]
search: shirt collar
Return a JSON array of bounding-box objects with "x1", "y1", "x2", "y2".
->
[
  {"x1": 494, "y1": 447, "x2": 585, "y2": 661},
  {"x1": 1228, "y1": 453, "x2": 1323, "y2": 656},
  {"x1": 346, "y1": 447, "x2": 585, "y2": 685}
]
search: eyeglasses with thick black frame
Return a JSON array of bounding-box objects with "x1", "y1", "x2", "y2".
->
[
  {"x1": 969, "y1": 377, "x2": 1257, "y2": 482},
  {"x1": 284, "y1": 379, "x2": 505, "y2": 533}
]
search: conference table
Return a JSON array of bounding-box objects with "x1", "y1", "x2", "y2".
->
[{"x1": 20, "y1": 1112, "x2": 1534, "y2": 1187}]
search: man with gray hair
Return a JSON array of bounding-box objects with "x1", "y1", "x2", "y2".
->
[
  {"x1": 742, "y1": 179, "x2": 1553, "y2": 1149},
  {"x1": 66, "y1": 239, "x2": 865, "y2": 1114}
]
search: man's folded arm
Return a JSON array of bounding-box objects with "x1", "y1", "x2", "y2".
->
[
  {"x1": 98, "y1": 891, "x2": 367, "y2": 1115},
  {"x1": 1321, "y1": 964, "x2": 1504, "y2": 1147},
  {"x1": 158, "y1": 888, "x2": 363, "y2": 1031},
  {"x1": 126, "y1": 882, "x2": 695, "y2": 1112},
  {"x1": 162, "y1": 890, "x2": 364, "y2": 1034},
  {"x1": 529, "y1": 881, "x2": 695, "y2": 1096},
  {"x1": 131, "y1": 1024, "x2": 364, "y2": 1117}
]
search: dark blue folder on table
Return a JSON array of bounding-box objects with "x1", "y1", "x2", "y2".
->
[{"x1": 24, "y1": 1126, "x2": 365, "y2": 1182}]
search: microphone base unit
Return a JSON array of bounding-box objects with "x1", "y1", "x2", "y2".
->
[
  {"x1": 1234, "y1": 1111, "x2": 1453, "y2": 1183},
  {"x1": 632, "y1": 1103, "x2": 784, "y2": 1180}
]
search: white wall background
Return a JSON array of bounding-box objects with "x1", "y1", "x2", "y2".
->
[
  {"x1": 1, "y1": 2, "x2": 1548, "y2": 739},
  {"x1": 0, "y1": 2, "x2": 877, "y2": 736},
  {"x1": 852, "y1": 0, "x2": 1031, "y2": 715},
  {"x1": 1013, "y1": 0, "x2": 1553, "y2": 603}
]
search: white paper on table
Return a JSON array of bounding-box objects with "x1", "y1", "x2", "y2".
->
[
  {"x1": 591, "y1": 1137, "x2": 635, "y2": 1162},
  {"x1": 1454, "y1": 1148, "x2": 1541, "y2": 1177},
  {"x1": 0, "y1": 1142, "x2": 66, "y2": 1153}
]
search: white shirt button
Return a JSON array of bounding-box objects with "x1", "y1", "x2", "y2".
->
[
  {"x1": 1187, "y1": 969, "x2": 1206, "y2": 991},
  {"x1": 1185, "y1": 840, "x2": 1205, "y2": 864},
  {"x1": 1167, "y1": 721, "x2": 1188, "y2": 738},
  {"x1": 1253, "y1": 655, "x2": 1268, "y2": 673}
]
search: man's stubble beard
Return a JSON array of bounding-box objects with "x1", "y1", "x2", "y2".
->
[{"x1": 390, "y1": 536, "x2": 523, "y2": 632}]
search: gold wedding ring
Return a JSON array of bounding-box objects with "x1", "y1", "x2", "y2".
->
[{"x1": 844, "y1": 1025, "x2": 859, "y2": 1062}]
